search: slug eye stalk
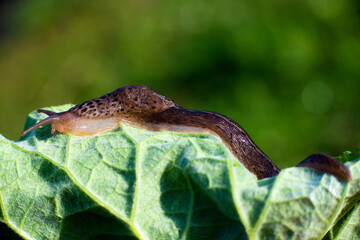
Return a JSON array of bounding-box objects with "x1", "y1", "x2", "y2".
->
[{"x1": 21, "y1": 109, "x2": 59, "y2": 136}]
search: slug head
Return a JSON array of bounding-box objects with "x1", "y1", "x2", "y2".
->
[
  {"x1": 21, "y1": 110, "x2": 78, "y2": 136},
  {"x1": 21, "y1": 109, "x2": 120, "y2": 136}
]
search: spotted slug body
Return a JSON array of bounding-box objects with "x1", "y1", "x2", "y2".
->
[
  {"x1": 21, "y1": 86, "x2": 179, "y2": 137},
  {"x1": 70, "y1": 85, "x2": 179, "y2": 117},
  {"x1": 21, "y1": 85, "x2": 352, "y2": 181}
]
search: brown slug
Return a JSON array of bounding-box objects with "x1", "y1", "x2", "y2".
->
[{"x1": 21, "y1": 85, "x2": 352, "y2": 181}]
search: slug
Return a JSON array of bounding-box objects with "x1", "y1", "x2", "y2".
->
[{"x1": 21, "y1": 85, "x2": 352, "y2": 181}]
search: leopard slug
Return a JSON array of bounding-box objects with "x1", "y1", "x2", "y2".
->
[{"x1": 21, "y1": 85, "x2": 352, "y2": 181}]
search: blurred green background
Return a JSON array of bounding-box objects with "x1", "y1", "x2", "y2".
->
[{"x1": 0, "y1": 0, "x2": 359, "y2": 168}]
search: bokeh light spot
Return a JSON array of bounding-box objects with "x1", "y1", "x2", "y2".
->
[
  {"x1": 309, "y1": 0, "x2": 344, "y2": 19},
  {"x1": 301, "y1": 81, "x2": 334, "y2": 114}
]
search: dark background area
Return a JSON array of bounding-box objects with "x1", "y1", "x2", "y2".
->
[{"x1": 0, "y1": 0, "x2": 359, "y2": 168}]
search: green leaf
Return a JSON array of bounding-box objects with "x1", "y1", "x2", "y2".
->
[
  {"x1": 0, "y1": 105, "x2": 359, "y2": 239},
  {"x1": 323, "y1": 151, "x2": 360, "y2": 240}
]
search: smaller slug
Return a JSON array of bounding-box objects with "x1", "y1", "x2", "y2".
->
[{"x1": 21, "y1": 85, "x2": 352, "y2": 181}]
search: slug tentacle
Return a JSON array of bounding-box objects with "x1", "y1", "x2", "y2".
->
[
  {"x1": 37, "y1": 109, "x2": 57, "y2": 116},
  {"x1": 21, "y1": 112, "x2": 60, "y2": 136}
]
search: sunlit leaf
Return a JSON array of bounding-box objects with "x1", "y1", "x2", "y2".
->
[{"x1": 0, "y1": 105, "x2": 359, "y2": 239}]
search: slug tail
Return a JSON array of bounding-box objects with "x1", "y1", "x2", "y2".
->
[
  {"x1": 297, "y1": 153, "x2": 352, "y2": 182},
  {"x1": 21, "y1": 112, "x2": 59, "y2": 136}
]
